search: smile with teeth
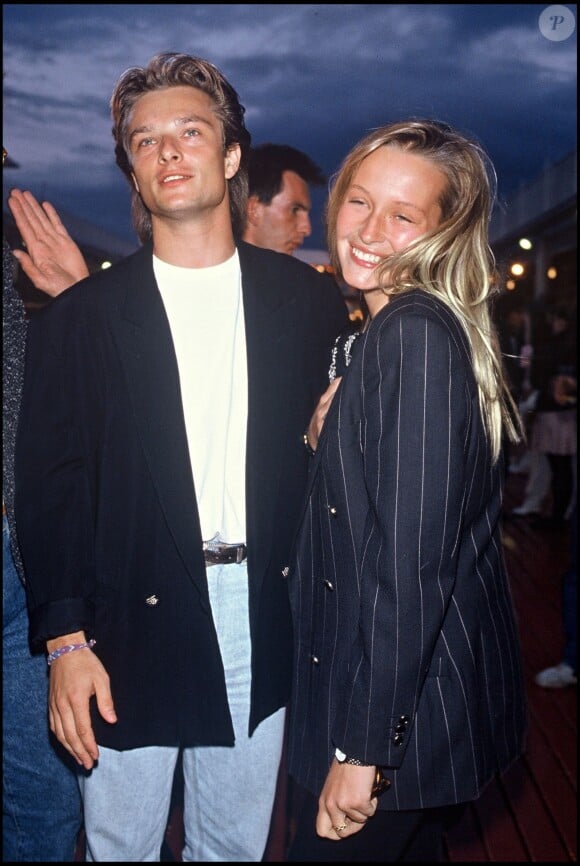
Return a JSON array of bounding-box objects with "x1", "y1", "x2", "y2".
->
[
  {"x1": 352, "y1": 246, "x2": 381, "y2": 265},
  {"x1": 162, "y1": 175, "x2": 187, "y2": 183}
]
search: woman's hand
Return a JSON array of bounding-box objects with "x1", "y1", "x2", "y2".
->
[
  {"x1": 305, "y1": 377, "x2": 342, "y2": 452},
  {"x1": 315, "y1": 758, "x2": 378, "y2": 840}
]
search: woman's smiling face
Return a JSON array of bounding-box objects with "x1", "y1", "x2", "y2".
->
[{"x1": 336, "y1": 145, "x2": 447, "y2": 305}]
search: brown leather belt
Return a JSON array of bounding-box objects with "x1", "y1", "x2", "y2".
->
[{"x1": 203, "y1": 541, "x2": 247, "y2": 566}]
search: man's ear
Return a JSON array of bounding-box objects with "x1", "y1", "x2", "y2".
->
[
  {"x1": 224, "y1": 144, "x2": 241, "y2": 179},
  {"x1": 246, "y1": 195, "x2": 262, "y2": 226}
]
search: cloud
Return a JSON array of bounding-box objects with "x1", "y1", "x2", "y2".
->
[{"x1": 3, "y1": 3, "x2": 576, "y2": 247}]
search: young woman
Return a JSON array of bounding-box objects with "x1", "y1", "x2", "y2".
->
[{"x1": 287, "y1": 119, "x2": 527, "y2": 862}]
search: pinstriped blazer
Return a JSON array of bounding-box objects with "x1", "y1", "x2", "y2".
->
[{"x1": 287, "y1": 289, "x2": 527, "y2": 811}]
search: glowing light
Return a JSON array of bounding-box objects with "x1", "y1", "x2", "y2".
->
[
  {"x1": 101, "y1": 260, "x2": 112, "y2": 270},
  {"x1": 518, "y1": 238, "x2": 533, "y2": 250},
  {"x1": 510, "y1": 263, "x2": 525, "y2": 276},
  {"x1": 506, "y1": 280, "x2": 516, "y2": 290},
  {"x1": 547, "y1": 267, "x2": 557, "y2": 279}
]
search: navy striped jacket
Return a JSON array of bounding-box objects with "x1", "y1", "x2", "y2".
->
[{"x1": 287, "y1": 289, "x2": 527, "y2": 810}]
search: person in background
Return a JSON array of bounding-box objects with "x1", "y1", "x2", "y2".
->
[
  {"x1": 535, "y1": 501, "x2": 577, "y2": 688},
  {"x1": 525, "y1": 305, "x2": 576, "y2": 527},
  {"x1": 3, "y1": 147, "x2": 83, "y2": 861},
  {"x1": 496, "y1": 297, "x2": 532, "y2": 408},
  {"x1": 11, "y1": 52, "x2": 347, "y2": 862},
  {"x1": 243, "y1": 143, "x2": 326, "y2": 255},
  {"x1": 494, "y1": 295, "x2": 532, "y2": 474},
  {"x1": 242, "y1": 143, "x2": 351, "y2": 326},
  {"x1": 533, "y1": 367, "x2": 577, "y2": 689},
  {"x1": 286, "y1": 119, "x2": 527, "y2": 862}
]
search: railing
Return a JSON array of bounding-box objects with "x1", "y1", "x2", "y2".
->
[{"x1": 490, "y1": 150, "x2": 577, "y2": 243}]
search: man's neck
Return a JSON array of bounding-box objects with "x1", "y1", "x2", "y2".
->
[
  {"x1": 242, "y1": 226, "x2": 259, "y2": 247},
  {"x1": 152, "y1": 213, "x2": 237, "y2": 269}
]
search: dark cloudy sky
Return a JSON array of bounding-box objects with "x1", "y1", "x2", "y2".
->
[{"x1": 2, "y1": 4, "x2": 577, "y2": 251}]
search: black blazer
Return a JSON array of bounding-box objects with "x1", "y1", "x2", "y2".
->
[
  {"x1": 14, "y1": 240, "x2": 348, "y2": 750},
  {"x1": 287, "y1": 290, "x2": 527, "y2": 810}
]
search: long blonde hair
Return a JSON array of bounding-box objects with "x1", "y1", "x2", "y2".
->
[{"x1": 327, "y1": 119, "x2": 522, "y2": 462}]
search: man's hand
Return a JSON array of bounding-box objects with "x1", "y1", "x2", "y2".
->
[
  {"x1": 7, "y1": 189, "x2": 89, "y2": 297},
  {"x1": 316, "y1": 758, "x2": 378, "y2": 840},
  {"x1": 47, "y1": 631, "x2": 117, "y2": 769}
]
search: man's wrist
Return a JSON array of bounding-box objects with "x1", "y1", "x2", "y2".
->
[
  {"x1": 46, "y1": 631, "x2": 87, "y2": 654},
  {"x1": 47, "y1": 639, "x2": 96, "y2": 667}
]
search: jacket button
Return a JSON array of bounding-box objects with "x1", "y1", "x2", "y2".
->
[
  {"x1": 311, "y1": 655, "x2": 320, "y2": 665},
  {"x1": 393, "y1": 733, "x2": 404, "y2": 746},
  {"x1": 324, "y1": 579, "x2": 335, "y2": 591},
  {"x1": 399, "y1": 715, "x2": 410, "y2": 725},
  {"x1": 282, "y1": 566, "x2": 290, "y2": 577},
  {"x1": 328, "y1": 505, "x2": 338, "y2": 516},
  {"x1": 145, "y1": 594, "x2": 159, "y2": 606}
]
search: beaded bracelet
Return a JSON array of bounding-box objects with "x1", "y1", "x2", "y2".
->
[{"x1": 47, "y1": 639, "x2": 96, "y2": 667}]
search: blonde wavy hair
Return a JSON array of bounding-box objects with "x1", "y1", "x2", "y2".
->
[{"x1": 326, "y1": 119, "x2": 522, "y2": 462}]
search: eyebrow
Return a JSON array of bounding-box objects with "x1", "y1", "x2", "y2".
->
[
  {"x1": 129, "y1": 115, "x2": 212, "y2": 142},
  {"x1": 350, "y1": 183, "x2": 426, "y2": 215}
]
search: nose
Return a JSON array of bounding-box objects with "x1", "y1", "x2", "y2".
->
[
  {"x1": 297, "y1": 212, "x2": 312, "y2": 238},
  {"x1": 158, "y1": 136, "x2": 181, "y2": 163},
  {"x1": 359, "y1": 212, "x2": 385, "y2": 245}
]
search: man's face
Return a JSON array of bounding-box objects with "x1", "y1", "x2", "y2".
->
[
  {"x1": 127, "y1": 85, "x2": 240, "y2": 231},
  {"x1": 247, "y1": 170, "x2": 312, "y2": 254}
]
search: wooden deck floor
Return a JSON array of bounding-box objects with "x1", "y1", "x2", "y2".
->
[{"x1": 441, "y1": 470, "x2": 576, "y2": 862}]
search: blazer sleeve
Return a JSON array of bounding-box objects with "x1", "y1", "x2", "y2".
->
[
  {"x1": 334, "y1": 302, "x2": 476, "y2": 768},
  {"x1": 14, "y1": 288, "x2": 102, "y2": 646}
]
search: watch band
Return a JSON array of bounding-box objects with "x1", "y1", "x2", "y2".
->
[
  {"x1": 335, "y1": 747, "x2": 373, "y2": 766},
  {"x1": 335, "y1": 748, "x2": 390, "y2": 796}
]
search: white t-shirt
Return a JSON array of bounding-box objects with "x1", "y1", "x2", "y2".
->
[{"x1": 154, "y1": 250, "x2": 247, "y2": 545}]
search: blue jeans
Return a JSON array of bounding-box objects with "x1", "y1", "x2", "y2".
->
[
  {"x1": 3, "y1": 515, "x2": 82, "y2": 861},
  {"x1": 80, "y1": 561, "x2": 285, "y2": 861}
]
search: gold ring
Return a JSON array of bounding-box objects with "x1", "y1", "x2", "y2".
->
[{"x1": 334, "y1": 820, "x2": 348, "y2": 832}]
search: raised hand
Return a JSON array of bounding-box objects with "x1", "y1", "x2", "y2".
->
[{"x1": 8, "y1": 189, "x2": 89, "y2": 297}]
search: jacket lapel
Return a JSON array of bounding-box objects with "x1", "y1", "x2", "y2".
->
[
  {"x1": 238, "y1": 243, "x2": 298, "y2": 583},
  {"x1": 298, "y1": 330, "x2": 365, "y2": 526},
  {"x1": 111, "y1": 246, "x2": 209, "y2": 604}
]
